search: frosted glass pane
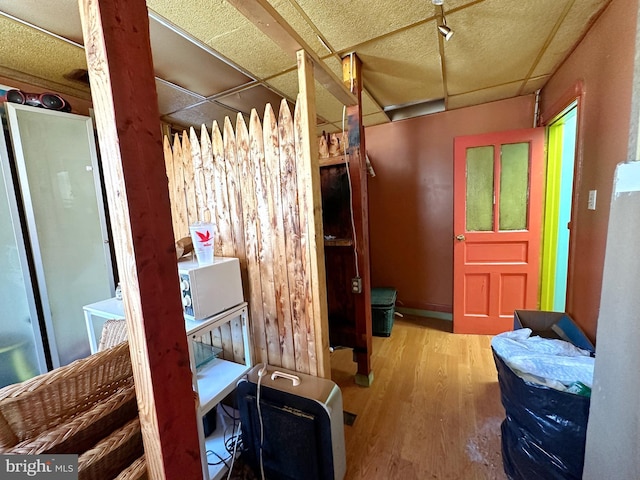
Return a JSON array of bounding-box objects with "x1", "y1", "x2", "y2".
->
[
  {"x1": 10, "y1": 107, "x2": 112, "y2": 366},
  {"x1": 466, "y1": 146, "x2": 494, "y2": 231},
  {"x1": 500, "y1": 143, "x2": 529, "y2": 231},
  {"x1": 0, "y1": 149, "x2": 40, "y2": 387}
]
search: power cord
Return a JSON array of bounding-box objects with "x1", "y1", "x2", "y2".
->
[
  {"x1": 342, "y1": 104, "x2": 360, "y2": 279},
  {"x1": 225, "y1": 421, "x2": 242, "y2": 480},
  {"x1": 257, "y1": 364, "x2": 268, "y2": 480}
]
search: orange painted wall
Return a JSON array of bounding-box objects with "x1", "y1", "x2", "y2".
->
[
  {"x1": 364, "y1": 95, "x2": 535, "y2": 313},
  {"x1": 539, "y1": 0, "x2": 638, "y2": 342}
]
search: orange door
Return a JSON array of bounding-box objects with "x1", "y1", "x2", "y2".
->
[{"x1": 453, "y1": 128, "x2": 545, "y2": 334}]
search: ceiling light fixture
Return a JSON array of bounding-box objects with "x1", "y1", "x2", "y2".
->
[
  {"x1": 438, "y1": 14, "x2": 453, "y2": 41},
  {"x1": 432, "y1": 0, "x2": 444, "y2": 5},
  {"x1": 438, "y1": 23, "x2": 453, "y2": 41}
]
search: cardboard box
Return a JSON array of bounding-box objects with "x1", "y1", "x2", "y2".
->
[{"x1": 513, "y1": 310, "x2": 595, "y2": 354}]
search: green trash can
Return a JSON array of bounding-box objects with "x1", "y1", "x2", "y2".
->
[{"x1": 371, "y1": 288, "x2": 397, "y2": 337}]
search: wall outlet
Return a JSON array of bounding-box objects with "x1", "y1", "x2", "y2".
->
[
  {"x1": 351, "y1": 277, "x2": 362, "y2": 294},
  {"x1": 588, "y1": 190, "x2": 597, "y2": 210}
]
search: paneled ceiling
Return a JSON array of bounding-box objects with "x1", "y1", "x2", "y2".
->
[{"x1": 0, "y1": 0, "x2": 611, "y2": 134}]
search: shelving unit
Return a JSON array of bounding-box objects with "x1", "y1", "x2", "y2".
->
[
  {"x1": 186, "y1": 302, "x2": 252, "y2": 480},
  {"x1": 83, "y1": 299, "x2": 252, "y2": 480}
]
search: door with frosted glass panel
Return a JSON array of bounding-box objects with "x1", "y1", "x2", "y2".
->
[
  {"x1": 6, "y1": 104, "x2": 114, "y2": 367},
  {"x1": 453, "y1": 128, "x2": 545, "y2": 334}
]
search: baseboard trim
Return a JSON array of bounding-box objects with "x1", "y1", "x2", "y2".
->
[{"x1": 397, "y1": 307, "x2": 453, "y2": 322}]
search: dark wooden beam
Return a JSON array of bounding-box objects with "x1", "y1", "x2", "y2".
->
[
  {"x1": 227, "y1": 0, "x2": 357, "y2": 107},
  {"x1": 342, "y1": 53, "x2": 373, "y2": 386},
  {"x1": 78, "y1": 0, "x2": 202, "y2": 478}
]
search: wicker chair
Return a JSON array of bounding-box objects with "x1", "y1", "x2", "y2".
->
[
  {"x1": 0, "y1": 341, "x2": 146, "y2": 480},
  {"x1": 98, "y1": 319, "x2": 128, "y2": 352}
]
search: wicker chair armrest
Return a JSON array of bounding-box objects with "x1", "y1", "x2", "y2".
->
[
  {"x1": 0, "y1": 342, "x2": 132, "y2": 442},
  {"x1": 9, "y1": 384, "x2": 137, "y2": 456},
  {"x1": 0, "y1": 410, "x2": 17, "y2": 450},
  {"x1": 114, "y1": 455, "x2": 147, "y2": 480},
  {"x1": 78, "y1": 417, "x2": 143, "y2": 480}
]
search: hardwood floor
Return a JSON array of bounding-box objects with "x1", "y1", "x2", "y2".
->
[{"x1": 330, "y1": 315, "x2": 508, "y2": 480}]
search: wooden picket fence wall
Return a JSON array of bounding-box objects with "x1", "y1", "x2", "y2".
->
[{"x1": 163, "y1": 98, "x2": 322, "y2": 376}]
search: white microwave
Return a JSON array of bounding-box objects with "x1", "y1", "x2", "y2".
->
[{"x1": 178, "y1": 257, "x2": 243, "y2": 320}]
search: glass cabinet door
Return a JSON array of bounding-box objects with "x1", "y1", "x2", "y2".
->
[
  {"x1": 0, "y1": 120, "x2": 44, "y2": 387},
  {"x1": 6, "y1": 104, "x2": 114, "y2": 367}
]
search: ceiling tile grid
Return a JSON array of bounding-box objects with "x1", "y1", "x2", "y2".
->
[
  {"x1": 155, "y1": 79, "x2": 204, "y2": 115},
  {"x1": 531, "y1": 0, "x2": 610, "y2": 78},
  {"x1": 293, "y1": 0, "x2": 433, "y2": 52},
  {"x1": 443, "y1": 0, "x2": 575, "y2": 96},
  {"x1": 162, "y1": 99, "x2": 241, "y2": 130},
  {"x1": 0, "y1": 0, "x2": 614, "y2": 131},
  {"x1": 148, "y1": 1, "x2": 295, "y2": 79},
  {"x1": 447, "y1": 79, "x2": 524, "y2": 110},
  {"x1": 356, "y1": 23, "x2": 443, "y2": 107},
  {"x1": 0, "y1": 16, "x2": 87, "y2": 93}
]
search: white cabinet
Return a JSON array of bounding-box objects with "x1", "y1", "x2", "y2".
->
[
  {"x1": 83, "y1": 297, "x2": 125, "y2": 353},
  {"x1": 186, "y1": 302, "x2": 252, "y2": 480},
  {"x1": 83, "y1": 299, "x2": 252, "y2": 479}
]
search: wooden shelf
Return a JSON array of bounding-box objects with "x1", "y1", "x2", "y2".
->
[
  {"x1": 324, "y1": 238, "x2": 353, "y2": 247},
  {"x1": 319, "y1": 155, "x2": 347, "y2": 167}
]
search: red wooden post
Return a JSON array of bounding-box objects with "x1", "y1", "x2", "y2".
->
[
  {"x1": 78, "y1": 0, "x2": 202, "y2": 478},
  {"x1": 342, "y1": 53, "x2": 374, "y2": 386}
]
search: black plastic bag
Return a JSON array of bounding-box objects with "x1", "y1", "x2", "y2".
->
[{"x1": 493, "y1": 349, "x2": 591, "y2": 480}]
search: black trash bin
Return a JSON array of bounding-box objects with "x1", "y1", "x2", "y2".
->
[{"x1": 494, "y1": 310, "x2": 595, "y2": 480}]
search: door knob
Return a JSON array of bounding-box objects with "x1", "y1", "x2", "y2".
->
[{"x1": 456, "y1": 234, "x2": 466, "y2": 242}]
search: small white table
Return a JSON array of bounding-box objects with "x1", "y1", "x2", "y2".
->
[{"x1": 83, "y1": 297, "x2": 125, "y2": 353}]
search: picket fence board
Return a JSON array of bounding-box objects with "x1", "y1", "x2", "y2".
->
[{"x1": 161, "y1": 96, "x2": 327, "y2": 375}]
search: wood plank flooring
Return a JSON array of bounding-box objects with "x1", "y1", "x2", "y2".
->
[{"x1": 330, "y1": 315, "x2": 507, "y2": 480}]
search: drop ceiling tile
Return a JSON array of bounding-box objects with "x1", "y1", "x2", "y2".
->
[
  {"x1": 294, "y1": 0, "x2": 434, "y2": 52},
  {"x1": 0, "y1": 0, "x2": 83, "y2": 44},
  {"x1": 265, "y1": 0, "x2": 328, "y2": 56},
  {"x1": 266, "y1": 71, "x2": 299, "y2": 102},
  {"x1": 363, "y1": 112, "x2": 391, "y2": 127},
  {"x1": 532, "y1": 0, "x2": 610, "y2": 78},
  {"x1": 155, "y1": 79, "x2": 204, "y2": 115},
  {"x1": 522, "y1": 76, "x2": 550, "y2": 95},
  {"x1": 148, "y1": 15, "x2": 253, "y2": 97},
  {"x1": 362, "y1": 90, "x2": 386, "y2": 117},
  {"x1": 444, "y1": 0, "x2": 572, "y2": 95},
  {"x1": 356, "y1": 23, "x2": 443, "y2": 107},
  {"x1": 447, "y1": 82, "x2": 523, "y2": 110},
  {"x1": 0, "y1": 16, "x2": 88, "y2": 93},
  {"x1": 162, "y1": 100, "x2": 240, "y2": 131},
  {"x1": 148, "y1": 1, "x2": 294, "y2": 79},
  {"x1": 216, "y1": 84, "x2": 288, "y2": 117}
]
